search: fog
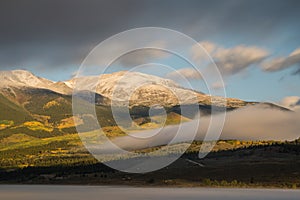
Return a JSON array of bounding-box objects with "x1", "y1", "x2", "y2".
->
[
  {"x1": 214, "y1": 105, "x2": 300, "y2": 141},
  {"x1": 100, "y1": 105, "x2": 300, "y2": 152}
]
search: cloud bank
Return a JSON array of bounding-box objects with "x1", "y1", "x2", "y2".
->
[{"x1": 99, "y1": 105, "x2": 300, "y2": 152}]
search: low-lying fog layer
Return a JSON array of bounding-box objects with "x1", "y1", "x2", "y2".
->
[{"x1": 99, "y1": 105, "x2": 300, "y2": 152}]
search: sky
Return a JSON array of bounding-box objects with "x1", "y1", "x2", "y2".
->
[{"x1": 0, "y1": 0, "x2": 300, "y2": 103}]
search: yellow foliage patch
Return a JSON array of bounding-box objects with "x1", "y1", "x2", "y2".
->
[
  {"x1": 23, "y1": 121, "x2": 53, "y2": 132},
  {"x1": 102, "y1": 126, "x2": 126, "y2": 137},
  {"x1": 57, "y1": 116, "x2": 83, "y2": 129},
  {"x1": 0, "y1": 133, "x2": 37, "y2": 145},
  {"x1": 43, "y1": 100, "x2": 60, "y2": 109},
  {"x1": 0, "y1": 120, "x2": 14, "y2": 130}
]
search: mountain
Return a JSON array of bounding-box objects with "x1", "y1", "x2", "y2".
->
[
  {"x1": 0, "y1": 70, "x2": 248, "y2": 108},
  {"x1": 0, "y1": 70, "x2": 53, "y2": 89},
  {"x1": 67, "y1": 71, "x2": 252, "y2": 108},
  {"x1": 0, "y1": 69, "x2": 289, "y2": 132},
  {"x1": 0, "y1": 70, "x2": 72, "y2": 97}
]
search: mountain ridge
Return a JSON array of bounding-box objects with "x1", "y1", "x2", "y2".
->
[{"x1": 0, "y1": 69, "x2": 251, "y2": 109}]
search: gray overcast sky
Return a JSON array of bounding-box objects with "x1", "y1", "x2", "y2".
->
[{"x1": 1, "y1": 0, "x2": 300, "y2": 81}]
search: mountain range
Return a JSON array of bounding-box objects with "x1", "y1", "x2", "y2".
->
[
  {"x1": 1, "y1": 70, "x2": 248, "y2": 106},
  {"x1": 0, "y1": 69, "x2": 288, "y2": 137}
]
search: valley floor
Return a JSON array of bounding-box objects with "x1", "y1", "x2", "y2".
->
[{"x1": 1, "y1": 139, "x2": 300, "y2": 189}]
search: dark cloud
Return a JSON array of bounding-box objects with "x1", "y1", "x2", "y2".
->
[
  {"x1": 116, "y1": 49, "x2": 170, "y2": 68},
  {"x1": 0, "y1": 0, "x2": 143, "y2": 74},
  {"x1": 0, "y1": 0, "x2": 300, "y2": 79}
]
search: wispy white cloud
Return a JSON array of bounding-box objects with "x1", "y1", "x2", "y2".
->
[
  {"x1": 192, "y1": 41, "x2": 270, "y2": 76},
  {"x1": 262, "y1": 48, "x2": 300, "y2": 75},
  {"x1": 279, "y1": 96, "x2": 300, "y2": 110},
  {"x1": 191, "y1": 41, "x2": 217, "y2": 61}
]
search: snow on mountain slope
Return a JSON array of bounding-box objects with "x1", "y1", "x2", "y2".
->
[
  {"x1": 67, "y1": 71, "x2": 206, "y2": 106},
  {"x1": 0, "y1": 70, "x2": 53, "y2": 88},
  {"x1": 0, "y1": 70, "x2": 72, "y2": 95},
  {"x1": 0, "y1": 69, "x2": 248, "y2": 108}
]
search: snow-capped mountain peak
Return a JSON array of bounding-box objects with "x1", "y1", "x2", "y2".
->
[
  {"x1": 67, "y1": 71, "x2": 204, "y2": 106},
  {"x1": 0, "y1": 70, "x2": 53, "y2": 88}
]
